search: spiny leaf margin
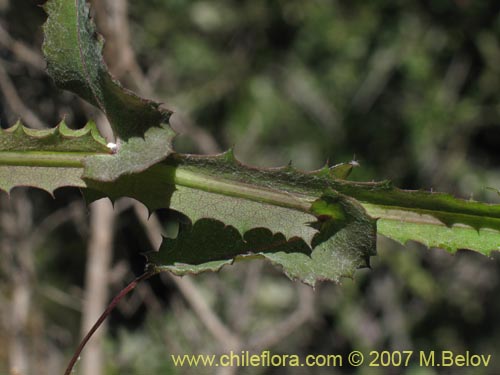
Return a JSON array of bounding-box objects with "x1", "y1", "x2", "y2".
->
[
  {"x1": 0, "y1": 120, "x2": 108, "y2": 152},
  {"x1": 42, "y1": 0, "x2": 175, "y2": 182},
  {"x1": 165, "y1": 152, "x2": 500, "y2": 255},
  {"x1": 147, "y1": 190, "x2": 377, "y2": 287},
  {"x1": 0, "y1": 121, "x2": 109, "y2": 194},
  {"x1": 41, "y1": 0, "x2": 171, "y2": 140}
]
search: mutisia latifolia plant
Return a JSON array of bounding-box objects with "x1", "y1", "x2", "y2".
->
[{"x1": 1, "y1": 0, "x2": 500, "y2": 372}]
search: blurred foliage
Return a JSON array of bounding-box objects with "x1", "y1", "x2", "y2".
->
[
  {"x1": 2, "y1": 0, "x2": 500, "y2": 374},
  {"x1": 129, "y1": 0, "x2": 500, "y2": 198}
]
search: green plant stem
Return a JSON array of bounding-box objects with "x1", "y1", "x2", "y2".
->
[
  {"x1": 0, "y1": 151, "x2": 95, "y2": 167},
  {"x1": 0, "y1": 151, "x2": 314, "y2": 212},
  {"x1": 2, "y1": 150, "x2": 499, "y2": 234},
  {"x1": 173, "y1": 167, "x2": 313, "y2": 212},
  {"x1": 64, "y1": 269, "x2": 155, "y2": 375}
]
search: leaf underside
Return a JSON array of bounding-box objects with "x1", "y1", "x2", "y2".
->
[
  {"x1": 1, "y1": 0, "x2": 500, "y2": 286},
  {"x1": 2, "y1": 120, "x2": 500, "y2": 284},
  {"x1": 165, "y1": 153, "x2": 500, "y2": 255},
  {"x1": 88, "y1": 151, "x2": 500, "y2": 283},
  {"x1": 0, "y1": 121, "x2": 107, "y2": 193},
  {"x1": 149, "y1": 190, "x2": 376, "y2": 286}
]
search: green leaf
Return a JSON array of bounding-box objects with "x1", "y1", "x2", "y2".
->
[
  {"x1": 42, "y1": 0, "x2": 174, "y2": 180},
  {"x1": 84, "y1": 150, "x2": 500, "y2": 265},
  {"x1": 148, "y1": 190, "x2": 376, "y2": 286},
  {"x1": 367, "y1": 205, "x2": 500, "y2": 255},
  {"x1": 166, "y1": 153, "x2": 500, "y2": 256},
  {"x1": 42, "y1": 0, "x2": 170, "y2": 140},
  {"x1": 2, "y1": 121, "x2": 499, "y2": 282},
  {"x1": 2, "y1": 0, "x2": 497, "y2": 288},
  {"x1": 83, "y1": 125, "x2": 176, "y2": 182},
  {"x1": 0, "y1": 121, "x2": 108, "y2": 193},
  {"x1": 0, "y1": 120, "x2": 108, "y2": 152}
]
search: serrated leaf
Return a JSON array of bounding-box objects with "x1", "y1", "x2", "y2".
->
[
  {"x1": 165, "y1": 153, "x2": 500, "y2": 257},
  {"x1": 367, "y1": 205, "x2": 500, "y2": 254},
  {"x1": 148, "y1": 190, "x2": 376, "y2": 286},
  {"x1": 35, "y1": 0, "x2": 377, "y2": 285},
  {"x1": 3, "y1": 0, "x2": 497, "y2": 288},
  {"x1": 0, "y1": 166, "x2": 84, "y2": 195},
  {"x1": 42, "y1": 0, "x2": 174, "y2": 180},
  {"x1": 165, "y1": 153, "x2": 362, "y2": 244},
  {"x1": 148, "y1": 220, "x2": 309, "y2": 270},
  {"x1": 0, "y1": 121, "x2": 108, "y2": 193},
  {"x1": 85, "y1": 151, "x2": 500, "y2": 262},
  {"x1": 83, "y1": 125, "x2": 176, "y2": 182},
  {"x1": 0, "y1": 120, "x2": 108, "y2": 152}
]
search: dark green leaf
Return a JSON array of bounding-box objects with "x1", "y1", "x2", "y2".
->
[{"x1": 148, "y1": 190, "x2": 376, "y2": 286}]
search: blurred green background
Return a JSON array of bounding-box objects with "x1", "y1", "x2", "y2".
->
[{"x1": 1, "y1": 0, "x2": 500, "y2": 374}]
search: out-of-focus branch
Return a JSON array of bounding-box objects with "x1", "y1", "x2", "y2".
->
[
  {"x1": 0, "y1": 191, "x2": 35, "y2": 375},
  {"x1": 351, "y1": 46, "x2": 399, "y2": 112},
  {"x1": 28, "y1": 200, "x2": 86, "y2": 251},
  {"x1": 91, "y1": 0, "x2": 152, "y2": 95},
  {"x1": 248, "y1": 284, "x2": 315, "y2": 350},
  {"x1": 91, "y1": 0, "x2": 221, "y2": 154},
  {"x1": 80, "y1": 199, "x2": 115, "y2": 375},
  {"x1": 40, "y1": 285, "x2": 82, "y2": 312},
  {"x1": 167, "y1": 274, "x2": 241, "y2": 351},
  {"x1": 229, "y1": 262, "x2": 263, "y2": 333},
  {"x1": 170, "y1": 111, "x2": 221, "y2": 154},
  {"x1": 132, "y1": 203, "x2": 241, "y2": 351},
  {"x1": 283, "y1": 67, "x2": 343, "y2": 137},
  {"x1": 0, "y1": 61, "x2": 45, "y2": 129},
  {"x1": 0, "y1": 24, "x2": 46, "y2": 70}
]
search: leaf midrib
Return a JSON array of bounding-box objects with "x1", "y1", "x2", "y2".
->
[
  {"x1": 2, "y1": 148, "x2": 500, "y2": 236},
  {"x1": 0, "y1": 151, "x2": 96, "y2": 167}
]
